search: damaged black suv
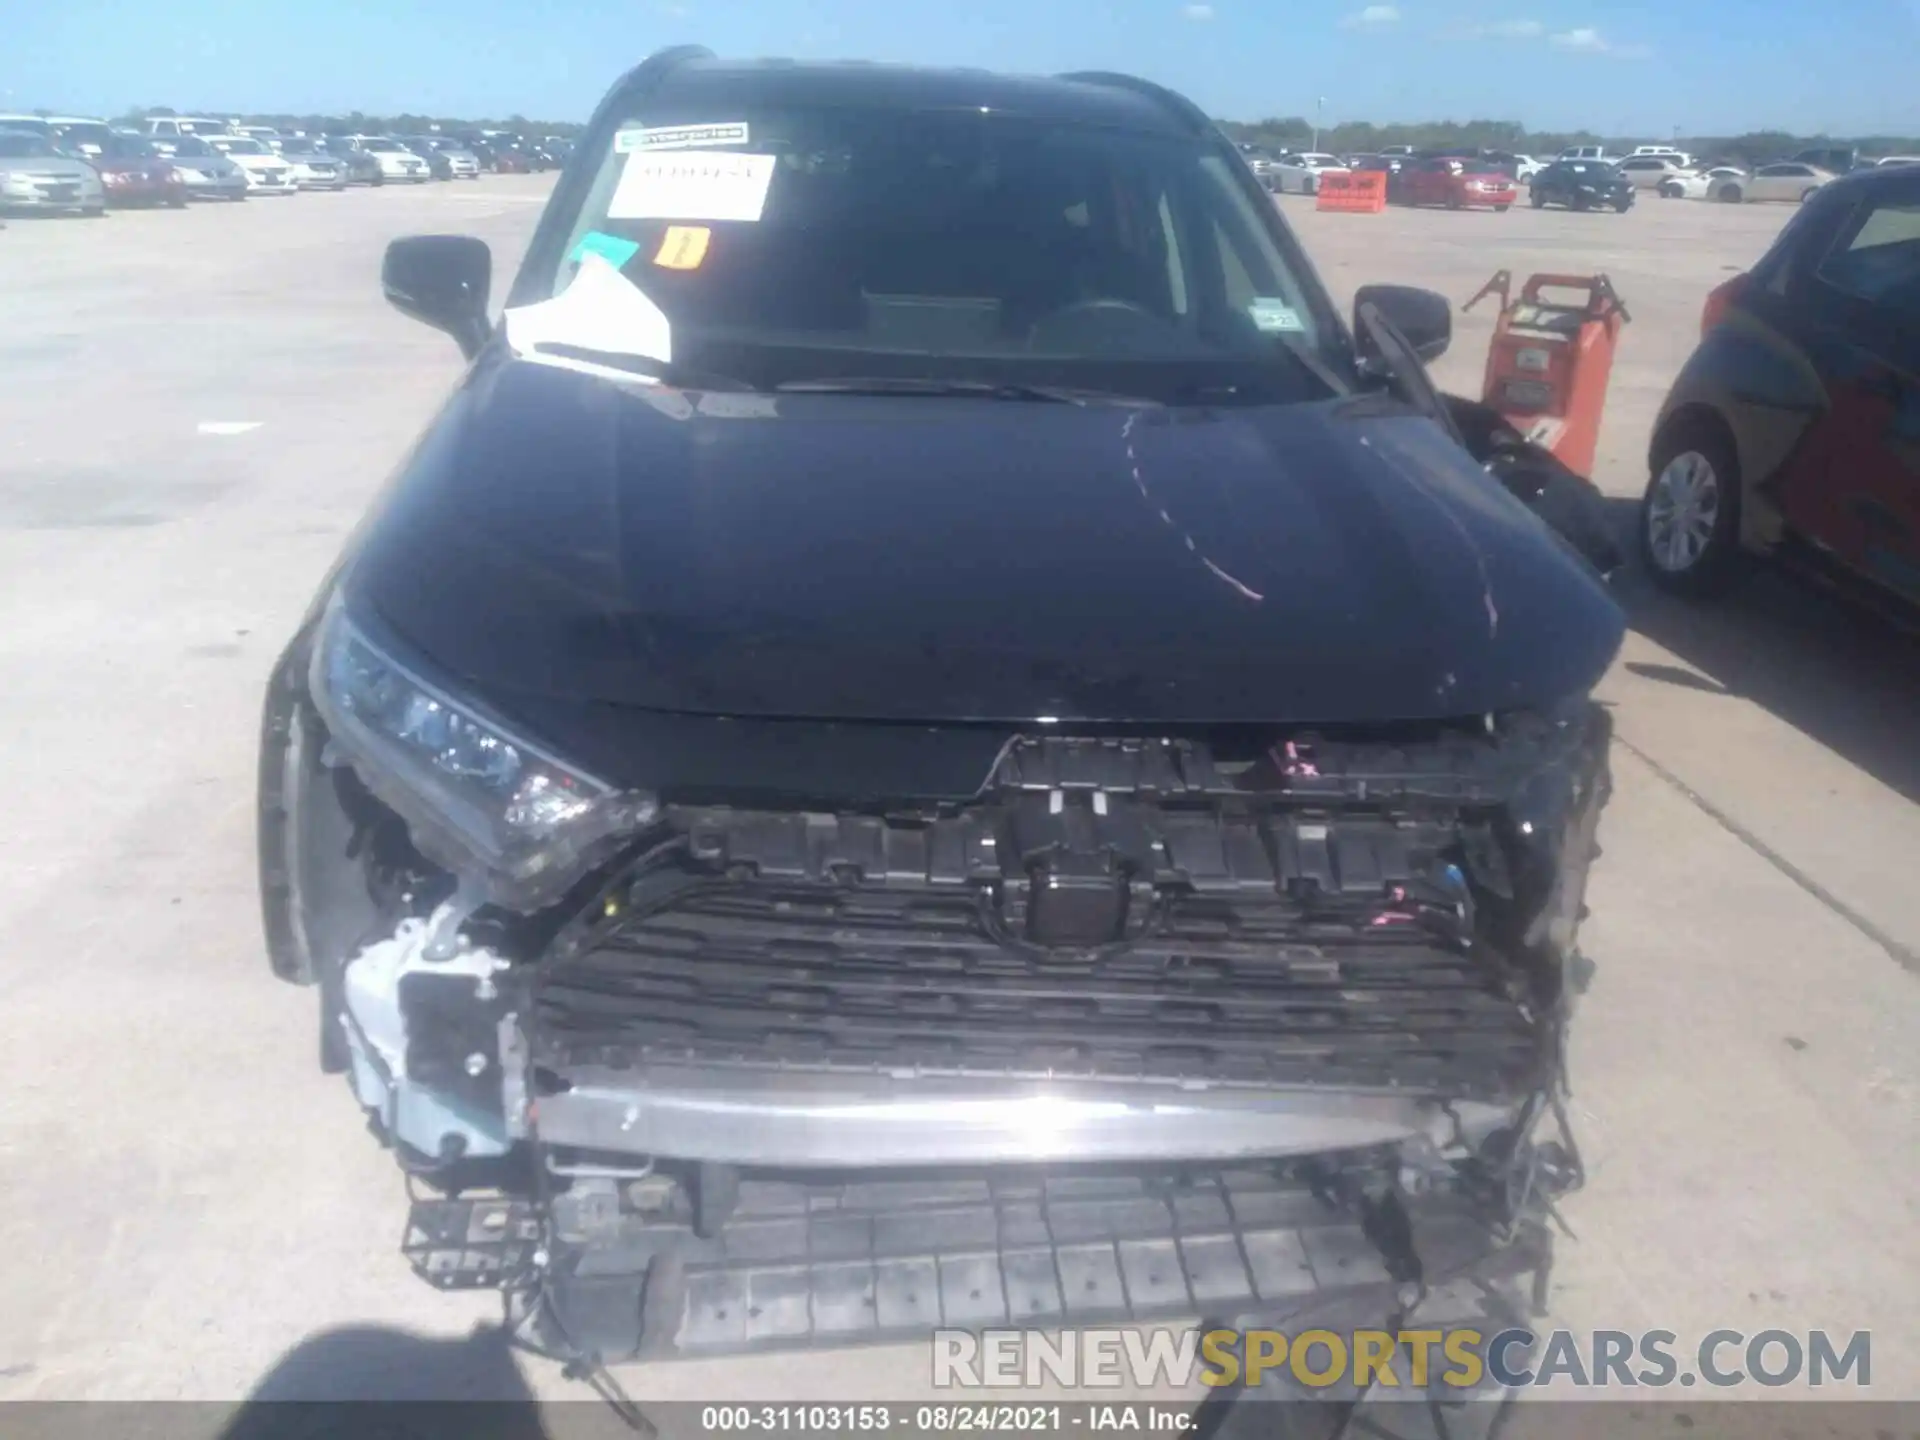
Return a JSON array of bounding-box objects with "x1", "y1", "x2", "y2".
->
[{"x1": 259, "y1": 48, "x2": 1621, "y2": 1379}]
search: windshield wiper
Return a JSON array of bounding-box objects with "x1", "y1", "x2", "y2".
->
[
  {"x1": 773, "y1": 377, "x2": 1159, "y2": 407},
  {"x1": 528, "y1": 343, "x2": 760, "y2": 392}
]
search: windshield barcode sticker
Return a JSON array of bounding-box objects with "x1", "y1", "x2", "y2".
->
[
  {"x1": 1248, "y1": 298, "x2": 1304, "y2": 333},
  {"x1": 616, "y1": 122, "x2": 751, "y2": 153},
  {"x1": 608, "y1": 149, "x2": 776, "y2": 222}
]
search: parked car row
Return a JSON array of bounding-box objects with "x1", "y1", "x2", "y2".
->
[{"x1": 0, "y1": 111, "x2": 570, "y2": 219}]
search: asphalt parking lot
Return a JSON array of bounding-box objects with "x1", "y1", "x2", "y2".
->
[{"x1": 1, "y1": 177, "x2": 1916, "y2": 1407}]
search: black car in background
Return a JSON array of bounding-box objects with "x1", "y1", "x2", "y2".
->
[
  {"x1": 260, "y1": 44, "x2": 1622, "y2": 1382},
  {"x1": 1345, "y1": 151, "x2": 1409, "y2": 199},
  {"x1": 1640, "y1": 165, "x2": 1920, "y2": 615},
  {"x1": 1530, "y1": 159, "x2": 1635, "y2": 212}
]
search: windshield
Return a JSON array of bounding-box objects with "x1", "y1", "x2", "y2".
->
[
  {"x1": 362, "y1": 139, "x2": 406, "y2": 153},
  {"x1": 534, "y1": 103, "x2": 1349, "y2": 405},
  {"x1": 171, "y1": 137, "x2": 215, "y2": 158},
  {"x1": 102, "y1": 135, "x2": 159, "y2": 159},
  {"x1": 214, "y1": 138, "x2": 269, "y2": 155},
  {"x1": 0, "y1": 133, "x2": 58, "y2": 159},
  {"x1": 55, "y1": 122, "x2": 112, "y2": 148}
]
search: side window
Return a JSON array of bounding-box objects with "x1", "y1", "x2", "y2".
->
[
  {"x1": 1214, "y1": 219, "x2": 1256, "y2": 309},
  {"x1": 1815, "y1": 200, "x2": 1920, "y2": 323}
]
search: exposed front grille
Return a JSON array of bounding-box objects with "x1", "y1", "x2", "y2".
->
[
  {"x1": 535, "y1": 845, "x2": 1540, "y2": 1097},
  {"x1": 531, "y1": 729, "x2": 1601, "y2": 1101}
]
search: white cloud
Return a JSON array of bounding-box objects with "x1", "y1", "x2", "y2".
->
[
  {"x1": 1340, "y1": 4, "x2": 1402, "y2": 28},
  {"x1": 1550, "y1": 26, "x2": 1610, "y2": 50},
  {"x1": 1479, "y1": 18, "x2": 1544, "y2": 38},
  {"x1": 1181, "y1": 2, "x2": 1215, "y2": 18}
]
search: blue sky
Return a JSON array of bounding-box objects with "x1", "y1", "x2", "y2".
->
[{"x1": 7, "y1": 1, "x2": 1918, "y2": 136}]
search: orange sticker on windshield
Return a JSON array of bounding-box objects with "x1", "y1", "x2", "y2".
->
[{"x1": 654, "y1": 225, "x2": 712, "y2": 270}]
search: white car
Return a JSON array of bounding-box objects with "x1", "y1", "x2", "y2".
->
[
  {"x1": 231, "y1": 125, "x2": 286, "y2": 151},
  {"x1": 1615, "y1": 155, "x2": 1697, "y2": 191},
  {"x1": 1722, "y1": 161, "x2": 1835, "y2": 204},
  {"x1": 1509, "y1": 154, "x2": 1544, "y2": 182},
  {"x1": 1656, "y1": 165, "x2": 1746, "y2": 201},
  {"x1": 352, "y1": 137, "x2": 433, "y2": 184},
  {"x1": 205, "y1": 136, "x2": 299, "y2": 194},
  {"x1": 1269, "y1": 152, "x2": 1349, "y2": 195}
]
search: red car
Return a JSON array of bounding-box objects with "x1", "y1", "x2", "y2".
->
[
  {"x1": 1400, "y1": 156, "x2": 1516, "y2": 211},
  {"x1": 92, "y1": 134, "x2": 187, "y2": 207}
]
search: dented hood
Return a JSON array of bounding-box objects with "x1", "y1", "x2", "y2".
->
[{"x1": 347, "y1": 357, "x2": 1623, "y2": 725}]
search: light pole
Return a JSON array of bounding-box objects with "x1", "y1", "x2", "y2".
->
[{"x1": 1312, "y1": 96, "x2": 1326, "y2": 152}]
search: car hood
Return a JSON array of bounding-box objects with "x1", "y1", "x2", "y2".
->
[
  {"x1": 223, "y1": 152, "x2": 284, "y2": 170},
  {"x1": 1, "y1": 156, "x2": 96, "y2": 181},
  {"x1": 346, "y1": 358, "x2": 1623, "y2": 726}
]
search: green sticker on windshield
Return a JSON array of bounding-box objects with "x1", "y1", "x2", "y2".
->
[
  {"x1": 1248, "y1": 298, "x2": 1304, "y2": 333},
  {"x1": 568, "y1": 230, "x2": 642, "y2": 269}
]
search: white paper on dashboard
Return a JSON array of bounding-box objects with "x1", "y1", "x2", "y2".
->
[
  {"x1": 607, "y1": 149, "x2": 776, "y2": 222},
  {"x1": 500, "y1": 252, "x2": 672, "y2": 381}
]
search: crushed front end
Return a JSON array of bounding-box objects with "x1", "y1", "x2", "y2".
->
[{"x1": 261, "y1": 603, "x2": 1609, "y2": 1367}]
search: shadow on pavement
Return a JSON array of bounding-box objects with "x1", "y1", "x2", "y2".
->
[
  {"x1": 1596, "y1": 496, "x2": 1920, "y2": 809},
  {"x1": 213, "y1": 1324, "x2": 554, "y2": 1440}
]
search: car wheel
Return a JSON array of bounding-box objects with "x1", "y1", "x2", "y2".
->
[
  {"x1": 1531, "y1": 189, "x2": 1547, "y2": 208},
  {"x1": 1614, "y1": 198, "x2": 1632, "y2": 212},
  {"x1": 1571, "y1": 192, "x2": 1590, "y2": 211},
  {"x1": 169, "y1": 196, "x2": 187, "y2": 208},
  {"x1": 1641, "y1": 420, "x2": 1744, "y2": 595},
  {"x1": 1304, "y1": 177, "x2": 1318, "y2": 196},
  {"x1": 1494, "y1": 203, "x2": 1511, "y2": 213},
  {"x1": 1719, "y1": 184, "x2": 1742, "y2": 203},
  {"x1": 371, "y1": 172, "x2": 384, "y2": 186}
]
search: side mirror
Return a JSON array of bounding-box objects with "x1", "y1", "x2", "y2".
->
[
  {"x1": 383, "y1": 235, "x2": 492, "y2": 360},
  {"x1": 1353, "y1": 283, "x2": 1451, "y2": 364}
]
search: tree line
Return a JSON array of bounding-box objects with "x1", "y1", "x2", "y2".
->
[{"x1": 1218, "y1": 117, "x2": 1920, "y2": 166}]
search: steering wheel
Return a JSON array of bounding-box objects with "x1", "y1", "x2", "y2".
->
[{"x1": 1025, "y1": 297, "x2": 1162, "y2": 351}]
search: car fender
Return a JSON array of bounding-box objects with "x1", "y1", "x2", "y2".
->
[{"x1": 1651, "y1": 312, "x2": 1830, "y2": 552}]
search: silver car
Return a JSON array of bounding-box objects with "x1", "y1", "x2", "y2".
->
[
  {"x1": 0, "y1": 129, "x2": 105, "y2": 215},
  {"x1": 161, "y1": 135, "x2": 250, "y2": 201},
  {"x1": 425, "y1": 139, "x2": 482, "y2": 179},
  {"x1": 281, "y1": 143, "x2": 349, "y2": 191}
]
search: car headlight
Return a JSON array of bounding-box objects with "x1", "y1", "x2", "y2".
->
[{"x1": 310, "y1": 595, "x2": 659, "y2": 900}]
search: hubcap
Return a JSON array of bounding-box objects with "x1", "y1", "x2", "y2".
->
[{"x1": 1647, "y1": 451, "x2": 1721, "y2": 572}]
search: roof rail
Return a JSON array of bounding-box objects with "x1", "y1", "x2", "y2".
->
[{"x1": 1054, "y1": 70, "x2": 1211, "y2": 135}]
